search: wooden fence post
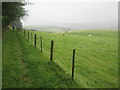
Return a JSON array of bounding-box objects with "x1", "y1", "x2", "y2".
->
[
  {"x1": 50, "y1": 40, "x2": 54, "y2": 61},
  {"x1": 72, "y1": 49, "x2": 75, "y2": 79},
  {"x1": 28, "y1": 31, "x2": 29, "y2": 40},
  {"x1": 34, "y1": 34, "x2": 36, "y2": 46},
  {"x1": 40, "y1": 36, "x2": 42, "y2": 53}
]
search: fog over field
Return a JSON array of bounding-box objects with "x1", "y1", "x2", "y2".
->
[
  {"x1": 3, "y1": 0, "x2": 118, "y2": 88},
  {"x1": 22, "y1": 0, "x2": 118, "y2": 31}
]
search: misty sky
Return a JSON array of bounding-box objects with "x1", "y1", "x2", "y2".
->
[{"x1": 22, "y1": 0, "x2": 118, "y2": 26}]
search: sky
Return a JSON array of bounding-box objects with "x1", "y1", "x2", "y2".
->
[{"x1": 22, "y1": 0, "x2": 118, "y2": 26}]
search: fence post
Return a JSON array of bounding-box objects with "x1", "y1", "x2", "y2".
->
[
  {"x1": 72, "y1": 49, "x2": 75, "y2": 79},
  {"x1": 34, "y1": 34, "x2": 36, "y2": 46},
  {"x1": 24, "y1": 30, "x2": 25, "y2": 37},
  {"x1": 28, "y1": 31, "x2": 29, "y2": 40},
  {"x1": 40, "y1": 36, "x2": 42, "y2": 53},
  {"x1": 50, "y1": 40, "x2": 54, "y2": 61}
]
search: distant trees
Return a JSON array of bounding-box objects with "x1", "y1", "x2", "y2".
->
[{"x1": 2, "y1": 1, "x2": 28, "y2": 28}]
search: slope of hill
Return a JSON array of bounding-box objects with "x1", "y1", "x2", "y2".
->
[{"x1": 3, "y1": 29, "x2": 118, "y2": 88}]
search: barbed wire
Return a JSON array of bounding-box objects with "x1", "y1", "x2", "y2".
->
[{"x1": 22, "y1": 31, "x2": 99, "y2": 55}]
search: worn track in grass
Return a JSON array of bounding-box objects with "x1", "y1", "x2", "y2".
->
[{"x1": 3, "y1": 30, "x2": 81, "y2": 88}]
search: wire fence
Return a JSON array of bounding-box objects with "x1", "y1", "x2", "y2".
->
[
  {"x1": 20, "y1": 29, "x2": 76, "y2": 79},
  {"x1": 19, "y1": 28, "x2": 116, "y2": 82}
]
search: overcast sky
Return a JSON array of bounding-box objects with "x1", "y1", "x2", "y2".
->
[{"x1": 22, "y1": 0, "x2": 118, "y2": 26}]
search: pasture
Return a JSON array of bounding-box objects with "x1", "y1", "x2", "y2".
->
[{"x1": 3, "y1": 29, "x2": 118, "y2": 88}]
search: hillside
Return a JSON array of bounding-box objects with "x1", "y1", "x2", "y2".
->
[{"x1": 3, "y1": 29, "x2": 118, "y2": 88}]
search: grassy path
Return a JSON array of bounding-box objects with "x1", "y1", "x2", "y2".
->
[
  {"x1": 3, "y1": 30, "x2": 82, "y2": 88},
  {"x1": 3, "y1": 31, "x2": 24, "y2": 87},
  {"x1": 16, "y1": 32, "x2": 32, "y2": 87},
  {"x1": 3, "y1": 31, "x2": 32, "y2": 87}
]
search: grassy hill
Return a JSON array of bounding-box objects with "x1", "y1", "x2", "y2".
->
[{"x1": 3, "y1": 29, "x2": 118, "y2": 88}]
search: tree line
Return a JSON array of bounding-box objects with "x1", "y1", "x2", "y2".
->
[{"x1": 2, "y1": 1, "x2": 30, "y2": 28}]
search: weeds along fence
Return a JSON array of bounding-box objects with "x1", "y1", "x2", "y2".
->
[{"x1": 21, "y1": 29, "x2": 76, "y2": 79}]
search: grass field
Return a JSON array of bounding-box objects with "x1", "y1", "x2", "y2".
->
[{"x1": 3, "y1": 29, "x2": 118, "y2": 88}]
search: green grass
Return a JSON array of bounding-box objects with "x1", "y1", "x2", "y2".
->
[{"x1": 3, "y1": 29, "x2": 118, "y2": 88}]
